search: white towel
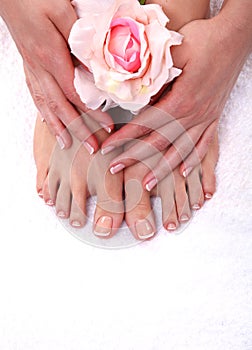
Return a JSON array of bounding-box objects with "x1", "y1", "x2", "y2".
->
[{"x1": 0, "y1": 0, "x2": 251, "y2": 348}]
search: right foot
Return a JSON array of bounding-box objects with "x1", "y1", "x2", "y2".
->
[{"x1": 34, "y1": 113, "x2": 124, "y2": 238}]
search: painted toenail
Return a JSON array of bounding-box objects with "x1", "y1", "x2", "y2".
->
[
  {"x1": 135, "y1": 219, "x2": 154, "y2": 239},
  {"x1": 94, "y1": 216, "x2": 112, "y2": 237},
  {"x1": 145, "y1": 178, "x2": 157, "y2": 192},
  {"x1": 101, "y1": 145, "x2": 115, "y2": 155},
  {"x1": 83, "y1": 141, "x2": 94, "y2": 155},
  {"x1": 56, "y1": 135, "x2": 65, "y2": 150},
  {"x1": 57, "y1": 210, "x2": 66, "y2": 218},
  {"x1": 167, "y1": 223, "x2": 177, "y2": 231},
  {"x1": 38, "y1": 190, "x2": 43, "y2": 198},
  {"x1": 205, "y1": 193, "x2": 213, "y2": 199},
  {"x1": 192, "y1": 204, "x2": 201, "y2": 210},
  {"x1": 46, "y1": 199, "x2": 54, "y2": 206},
  {"x1": 180, "y1": 215, "x2": 189, "y2": 222},
  {"x1": 110, "y1": 163, "x2": 125, "y2": 175},
  {"x1": 71, "y1": 220, "x2": 81, "y2": 228},
  {"x1": 182, "y1": 167, "x2": 193, "y2": 178}
]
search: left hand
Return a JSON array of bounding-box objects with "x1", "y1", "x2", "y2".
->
[{"x1": 101, "y1": 16, "x2": 251, "y2": 191}]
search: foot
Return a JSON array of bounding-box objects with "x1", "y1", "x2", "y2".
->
[
  {"x1": 124, "y1": 134, "x2": 219, "y2": 240},
  {"x1": 33, "y1": 113, "x2": 124, "y2": 238}
]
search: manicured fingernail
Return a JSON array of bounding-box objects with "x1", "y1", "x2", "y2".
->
[
  {"x1": 57, "y1": 210, "x2": 66, "y2": 218},
  {"x1": 192, "y1": 204, "x2": 201, "y2": 210},
  {"x1": 145, "y1": 178, "x2": 157, "y2": 192},
  {"x1": 56, "y1": 135, "x2": 65, "y2": 150},
  {"x1": 83, "y1": 141, "x2": 94, "y2": 155},
  {"x1": 94, "y1": 216, "x2": 112, "y2": 237},
  {"x1": 182, "y1": 167, "x2": 193, "y2": 178},
  {"x1": 205, "y1": 193, "x2": 213, "y2": 199},
  {"x1": 180, "y1": 214, "x2": 189, "y2": 222},
  {"x1": 110, "y1": 163, "x2": 125, "y2": 174},
  {"x1": 41, "y1": 117, "x2": 45, "y2": 123},
  {"x1": 101, "y1": 146, "x2": 115, "y2": 155},
  {"x1": 71, "y1": 220, "x2": 81, "y2": 228},
  {"x1": 135, "y1": 219, "x2": 154, "y2": 239},
  {"x1": 46, "y1": 199, "x2": 54, "y2": 206},
  {"x1": 167, "y1": 222, "x2": 177, "y2": 231},
  {"x1": 100, "y1": 123, "x2": 112, "y2": 133}
]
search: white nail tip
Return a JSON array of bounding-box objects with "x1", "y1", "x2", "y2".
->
[
  {"x1": 138, "y1": 232, "x2": 155, "y2": 239},
  {"x1": 56, "y1": 135, "x2": 65, "y2": 150},
  {"x1": 182, "y1": 167, "x2": 192, "y2": 178},
  {"x1": 83, "y1": 141, "x2": 94, "y2": 155},
  {"x1": 94, "y1": 231, "x2": 111, "y2": 237}
]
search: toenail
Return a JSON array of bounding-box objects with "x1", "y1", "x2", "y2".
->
[
  {"x1": 71, "y1": 220, "x2": 81, "y2": 228},
  {"x1": 180, "y1": 215, "x2": 189, "y2": 222},
  {"x1": 145, "y1": 178, "x2": 157, "y2": 192},
  {"x1": 83, "y1": 141, "x2": 94, "y2": 155},
  {"x1": 192, "y1": 204, "x2": 201, "y2": 210},
  {"x1": 38, "y1": 190, "x2": 43, "y2": 198},
  {"x1": 110, "y1": 163, "x2": 125, "y2": 175},
  {"x1": 205, "y1": 193, "x2": 213, "y2": 199},
  {"x1": 135, "y1": 219, "x2": 154, "y2": 239},
  {"x1": 57, "y1": 210, "x2": 66, "y2": 218},
  {"x1": 167, "y1": 222, "x2": 177, "y2": 231},
  {"x1": 56, "y1": 135, "x2": 65, "y2": 150},
  {"x1": 46, "y1": 199, "x2": 54, "y2": 206},
  {"x1": 94, "y1": 216, "x2": 112, "y2": 237}
]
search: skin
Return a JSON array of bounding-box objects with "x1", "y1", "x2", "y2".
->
[
  {"x1": 0, "y1": 0, "x2": 114, "y2": 151},
  {"x1": 101, "y1": 0, "x2": 252, "y2": 191}
]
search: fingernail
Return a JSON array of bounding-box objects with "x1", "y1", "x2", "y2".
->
[
  {"x1": 46, "y1": 199, "x2": 54, "y2": 206},
  {"x1": 101, "y1": 146, "x2": 115, "y2": 155},
  {"x1": 205, "y1": 193, "x2": 213, "y2": 199},
  {"x1": 182, "y1": 167, "x2": 193, "y2": 178},
  {"x1": 71, "y1": 220, "x2": 81, "y2": 228},
  {"x1": 100, "y1": 123, "x2": 112, "y2": 133},
  {"x1": 180, "y1": 214, "x2": 189, "y2": 222},
  {"x1": 57, "y1": 210, "x2": 66, "y2": 218},
  {"x1": 192, "y1": 204, "x2": 201, "y2": 210},
  {"x1": 167, "y1": 222, "x2": 177, "y2": 231},
  {"x1": 56, "y1": 135, "x2": 65, "y2": 150},
  {"x1": 41, "y1": 117, "x2": 45, "y2": 123},
  {"x1": 110, "y1": 163, "x2": 125, "y2": 174},
  {"x1": 135, "y1": 219, "x2": 154, "y2": 239},
  {"x1": 94, "y1": 216, "x2": 112, "y2": 237},
  {"x1": 145, "y1": 178, "x2": 157, "y2": 192},
  {"x1": 83, "y1": 141, "x2": 94, "y2": 155}
]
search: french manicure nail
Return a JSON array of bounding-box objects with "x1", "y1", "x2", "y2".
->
[
  {"x1": 192, "y1": 204, "x2": 201, "y2": 210},
  {"x1": 167, "y1": 222, "x2": 177, "y2": 231},
  {"x1": 71, "y1": 220, "x2": 81, "y2": 228},
  {"x1": 100, "y1": 123, "x2": 112, "y2": 133},
  {"x1": 205, "y1": 193, "x2": 213, "y2": 199},
  {"x1": 56, "y1": 135, "x2": 65, "y2": 150},
  {"x1": 180, "y1": 214, "x2": 189, "y2": 222},
  {"x1": 182, "y1": 167, "x2": 193, "y2": 178},
  {"x1": 146, "y1": 178, "x2": 157, "y2": 192},
  {"x1": 94, "y1": 216, "x2": 113, "y2": 237},
  {"x1": 110, "y1": 163, "x2": 125, "y2": 174},
  {"x1": 101, "y1": 146, "x2": 115, "y2": 155},
  {"x1": 46, "y1": 199, "x2": 54, "y2": 206},
  {"x1": 135, "y1": 219, "x2": 154, "y2": 239},
  {"x1": 57, "y1": 210, "x2": 66, "y2": 218},
  {"x1": 83, "y1": 141, "x2": 94, "y2": 155},
  {"x1": 38, "y1": 190, "x2": 43, "y2": 198}
]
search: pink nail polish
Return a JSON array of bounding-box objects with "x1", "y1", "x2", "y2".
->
[
  {"x1": 83, "y1": 141, "x2": 94, "y2": 155},
  {"x1": 100, "y1": 123, "x2": 112, "y2": 133},
  {"x1": 145, "y1": 178, "x2": 157, "y2": 192},
  {"x1": 101, "y1": 146, "x2": 115, "y2": 155},
  {"x1": 56, "y1": 135, "x2": 65, "y2": 150},
  {"x1": 110, "y1": 163, "x2": 125, "y2": 174}
]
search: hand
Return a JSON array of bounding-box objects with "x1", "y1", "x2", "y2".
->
[
  {"x1": 101, "y1": 14, "x2": 251, "y2": 190},
  {"x1": 0, "y1": 0, "x2": 113, "y2": 151}
]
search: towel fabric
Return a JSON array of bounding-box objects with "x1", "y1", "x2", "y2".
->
[{"x1": 0, "y1": 0, "x2": 251, "y2": 348}]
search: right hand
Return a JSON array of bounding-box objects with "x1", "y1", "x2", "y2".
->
[{"x1": 0, "y1": 0, "x2": 113, "y2": 151}]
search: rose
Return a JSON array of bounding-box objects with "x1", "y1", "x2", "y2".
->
[{"x1": 69, "y1": 0, "x2": 183, "y2": 113}]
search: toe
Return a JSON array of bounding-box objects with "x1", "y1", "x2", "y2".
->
[
  {"x1": 186, "y1": 166, "x2": 205, "y2": 210},
  {"x1": 55, "y1": 181, "x2": 71, "y2": 219},
  {"x1": 69, "y1": 182, "x2": 88, "y2": 228},
  {"x1": 173, "y1": 170, "x2": 191, "y2": 224}
]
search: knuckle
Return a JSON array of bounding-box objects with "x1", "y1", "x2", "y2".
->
[
  {"x1": 151, "y1": 134, "x2": 169, "y2": 151},
  {"x1": 47, "y1": 99, "x2": 60, "y2": 115},
  {"x1": 33, "y1": 91, "x2": 45, "y2": 107}
]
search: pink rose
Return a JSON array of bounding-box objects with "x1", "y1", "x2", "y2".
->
[{"x1": 69, "y1": 0, "x2": 183, "y2": 113}]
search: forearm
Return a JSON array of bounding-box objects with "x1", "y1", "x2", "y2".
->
[{"x1": 145, "y1": 0, "x2": 210, "y2": 30}]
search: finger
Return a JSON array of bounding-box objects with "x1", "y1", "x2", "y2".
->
[
  {"x1": 108, "y1": 118, "x2": 186, "y2": 173},
  {"x1": 180, "y1": 120, "x2": 218, "y2": 177},
  {"x1": 38, "y1": 70, "x2": 99, "y2": 153},
  {"x1": 24, "y1": 64, "x2": 73, "y2": 149},
  {"x1": 101, "y1": 105, "x2": 176, "y2": 154},
  {"x1": 143, "y1": 124, "x2": 207, "y2": 191}
]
